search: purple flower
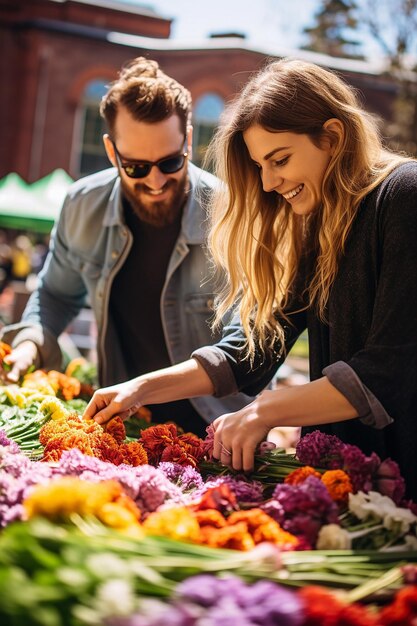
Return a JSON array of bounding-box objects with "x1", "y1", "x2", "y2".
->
[
  {"x1": 53, "y1": 449, "x2": 186, "y2": 515},
  {"x1": 374, "y1": 458, "x2": 405, "y2": 504},
  {"x1": 257, "y1": 441, "x2": 277, "y2": 455},
  {"x1": 158, "y1": 462, "x2": 204, "y2": 492},
  {"x1": 200, "y1": 475, "x2": 264, "y2": 505},
  {"x1": 0, "y1": 447, "x2": 53, "y2": 527},
  {"x1": 176, "y1": 575, "x2": 303, "y2": 626},
  {"x1": 295, "y1": 430, "x2": 343, "y2": 467},
  {"x1": 0, "y1": 430, "x2": 20, "y2": 453},
  {"x1": 265, "y1": 476, "x2": 338, "y2": 546}
]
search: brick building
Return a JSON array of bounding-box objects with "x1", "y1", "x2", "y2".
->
[{"x1": 0, "y1": 0, "x2": 399, "y2": 182}]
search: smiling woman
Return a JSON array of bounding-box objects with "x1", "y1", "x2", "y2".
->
[{"x1": 83, "y1": 58, "x2": 417, "y2": 502}]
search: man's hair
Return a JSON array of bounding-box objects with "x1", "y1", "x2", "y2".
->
[{"x1": 100, "y1": 57, "x2": 192, "y2": 137}]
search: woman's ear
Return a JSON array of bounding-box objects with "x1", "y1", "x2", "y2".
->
[
  {"x1": 323, "y1": 118, "x2": 345, "y2": 155},
  {"x1": 103, "y1": 134, "x2": 117, "y2": 167}
]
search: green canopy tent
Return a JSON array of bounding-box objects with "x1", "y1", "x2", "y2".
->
[{"x1": 0, "y1": 169, "x2": 73, "y2": 234}]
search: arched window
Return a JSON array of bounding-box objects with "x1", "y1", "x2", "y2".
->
[
  {"x1": 192, "y1": 93, "x2": 225, "y2": 167},
  {"x1": 76, "y1": 80, "x2": 109, "y2": 177}
]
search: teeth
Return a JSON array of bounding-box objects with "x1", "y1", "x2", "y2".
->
[
  {"x1": 149, "y1": 189, "x2": 164, "y2": 195},
  {"x1": 282, "y1": 184, "x2": 303, "y2": 200}
]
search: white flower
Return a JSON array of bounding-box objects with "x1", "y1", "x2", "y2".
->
[
  {"x1": 95, "y1": 579, "x2": 136, "y2": 616},
  {"x1": 349, "y1": 491, "x2": 417, "y2": 537},
  {"x1": 382, "y1": 505, "x2": 417, "y2": 534},
  {"x1": 316, "y1": 524, "x2": 352, "y2": 550}
]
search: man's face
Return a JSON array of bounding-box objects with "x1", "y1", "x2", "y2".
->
[{"x1": 104, "y1": 108, "x2": 191, "y2": 227}]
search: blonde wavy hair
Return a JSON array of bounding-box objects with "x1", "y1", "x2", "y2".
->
[{"x1": 207, "y1": 58, "x2": 410, "y2": 359}]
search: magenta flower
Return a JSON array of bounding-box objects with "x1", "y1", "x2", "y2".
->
[
  {"x1": 374, "y1": 458, "x2": 406, "y2": 504},
  {"x1": 264, "y1": 475, "x2": 339, "y2": 546},
  {"x1": 295, "y1": 430, "x2": 343, "y2": 467}
]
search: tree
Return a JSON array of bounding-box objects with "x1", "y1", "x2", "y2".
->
[
  {"x1": 302, "y1": 0, "x2": 363, "y2": 59},
  {"x1": 302, "y1": 0, "x2": 417, "y2": 153}
]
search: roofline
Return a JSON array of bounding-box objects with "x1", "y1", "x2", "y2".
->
[
  {"x1": 107, "y1": 31, "x2": 390, "y2": 76},
  {"x1": 48, "y1": 0, "x2": 170, "y2": 20}
]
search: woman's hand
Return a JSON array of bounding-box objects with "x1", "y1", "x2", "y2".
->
[
  {"x1": 83, "y1": 378, "x2": 143, "y2": 424},
  {"x1": 212, "y1": 389, "x2": 277, "y2": 472},
  {"x1": 212, "y1": 378, "x2": 359, "y2": 472}
]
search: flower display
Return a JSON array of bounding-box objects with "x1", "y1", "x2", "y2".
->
[{"x1": 1, "y1": 349, "x2": 417, "y2": 626}]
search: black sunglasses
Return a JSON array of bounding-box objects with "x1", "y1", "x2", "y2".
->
[{"x1": 110, "y1": 138, "x2": 188, "y2": 179}]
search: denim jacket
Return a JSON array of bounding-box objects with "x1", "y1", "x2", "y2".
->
[{"x1": 1, "y1": 163, "x2": 252, "y2": 423}]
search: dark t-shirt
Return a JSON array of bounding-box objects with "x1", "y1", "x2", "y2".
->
[{"x1": 109, "y1": 200, "x2": 208, "y2": 438}]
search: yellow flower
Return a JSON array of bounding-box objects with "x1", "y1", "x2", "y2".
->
[
  {"x1": 24, "y1": 478, "x2": 124, "y2": 520},
  {"x1": 143, "y1": 507, "x2": 200, "y2": 542},
  {"x1": 38, "y1": 397, "x2": 70, "y2": 421},
  {"x1": 3, "y1": 385, "x2": 26, "y2": 407},
  {"x1": 97, "y1": 503, "x2": 143, "y2": 536}
]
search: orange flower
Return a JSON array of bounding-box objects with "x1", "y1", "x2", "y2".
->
[
  {"x1": 321, "y1": 469, "x2": 353, "y2": 504},
  {"x1": 39, "y1": 419, "x2": 70, "y2": 446},
  {"x1": 47, "y1": 370, "x2": 81, "y2": 400},
  {"x1": 285, "y1": 465, "x2": 322, "y2": 485},
  {"x1": 120, "y1": 441, "x2": 148, "y2": 466},
  {"x1": 132, "y1": 406, "x2": 152, "y2": 423},
  {"x1": 252, "y1": 522, "x2": 300, "y2": 549},
  {"x1": 199, "y1": 522, "x2": 255, "y2": 551},
  {"x1": 227, "y1": 508, "x2": 275, "y2": 531},
  {"x1": 105, "y1": 416, "x2": 126, "y2": 444},
  {"x1": 194, "y1": 509, "x2": 227, "y2": 528},
  {"x1": 0, "y1": 340, "x2": 12, "y2": 362}
]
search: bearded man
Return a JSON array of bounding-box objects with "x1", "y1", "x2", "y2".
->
[{"x1": 0, "y1": 57, "x2": 252, "y2": 436}]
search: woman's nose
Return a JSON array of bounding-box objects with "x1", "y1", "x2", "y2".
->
[{"x1": 262, "y1": 169, "x2": 283, "y2": 193}]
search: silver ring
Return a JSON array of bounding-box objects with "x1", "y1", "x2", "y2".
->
[{"x1": 220, "y1": 443, "x2": 232, "y2": 456}]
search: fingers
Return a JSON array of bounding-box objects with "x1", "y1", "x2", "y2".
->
[
  {"x1": 4, "y1": 361, "x2": 23, "y2": 383},
  {"x1": 2, "y1": 342, "x2": 38, "y2": 383},
  {"x1": 212, "y1": 415, "x2": 257, "y2": 473},
  {"x1": 83, "y1": 390, "x2": 142, "y2": 426}
]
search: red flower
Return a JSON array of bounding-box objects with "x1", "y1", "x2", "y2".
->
[
  {"x1": 160, "y1": 443, "x2": 195, "y2": 467},
  {"x1": 139, "y1": 423, "x2": 178, "y2": 463},
  {"x1": 192, "y1": 484, "x2": 237, "y2": 514},
  {"x1": 379, "y1": 585, "x2": 417, "y2": 625}
]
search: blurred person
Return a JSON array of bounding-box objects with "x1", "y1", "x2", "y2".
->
[
  {"x1": 83, "y1": 59, "x2": 417, "y2": 499},
  {"x1": 0, "y1": 56, "x2": 252, "y2": 436},
  {"x1": 10, "y1": 235, "x2": 32, "y2": 281}
]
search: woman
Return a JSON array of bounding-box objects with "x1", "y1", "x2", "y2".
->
[{"x1": 84, "y1": 59, "x2": 417, "y2": 499}]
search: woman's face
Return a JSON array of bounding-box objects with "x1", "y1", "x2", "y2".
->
[{"x1": 243, "y1": 125, "x2": 334, "y2": 215}]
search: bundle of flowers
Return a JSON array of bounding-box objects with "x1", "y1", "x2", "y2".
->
[
  {"x1": 137, "y1": 422, "x2": 206, "y2": 467},
  {"x1": 38, "y1": 399, "x2": 149, "y2": 466}
]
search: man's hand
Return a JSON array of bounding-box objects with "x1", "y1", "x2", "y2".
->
[{"x1": 1, "y1": 341, "x2": 39, "y2": 383}]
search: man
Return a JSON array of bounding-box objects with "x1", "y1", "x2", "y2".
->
[{"x1": 0, "y1": 57, "x2": 252, "y2": 436}]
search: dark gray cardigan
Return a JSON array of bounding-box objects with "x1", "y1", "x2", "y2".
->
[{"x1": 194, "y1": 162, "x2": 417, "y2": 500}]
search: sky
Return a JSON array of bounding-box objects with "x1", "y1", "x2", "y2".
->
[{"x1": 118, "y1": 0, "x2": 320, "y2": 52}]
